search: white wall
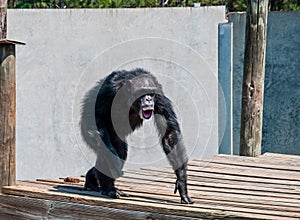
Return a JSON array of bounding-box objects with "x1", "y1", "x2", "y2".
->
[{"x1": 8, "y1": 7, "x2": 226, "y2": 180}]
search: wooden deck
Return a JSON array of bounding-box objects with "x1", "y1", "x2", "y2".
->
[{"x1": 1, "y1": 153, "x2": 300, "y2": 219}]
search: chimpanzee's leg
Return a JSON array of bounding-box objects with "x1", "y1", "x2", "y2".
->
[
  {"x1": 100, "y1": 137, "x2": 129, "y2": 198},
  {"x1": 84, "y1": 167, "x2": 101, "y2": 192},
  {"x1": 86, "y1": 119, "x2": 128, "y2": 198}
]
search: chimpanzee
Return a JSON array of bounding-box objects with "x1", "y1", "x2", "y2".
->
[{"x1": 82, "y1": 68, "x2": 194, "y2": 204}]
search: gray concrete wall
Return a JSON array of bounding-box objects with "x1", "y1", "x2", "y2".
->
[
  {"x1": 8, "y1": 7, "x2": 226, "y2": 180},
  {"x1": 228, "y1": 11, "x2": 300, "y2": 155}
]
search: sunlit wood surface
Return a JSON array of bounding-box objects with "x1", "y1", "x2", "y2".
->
[{"x1": 1, "y1": 153, "x2": 300, "y2": 219}]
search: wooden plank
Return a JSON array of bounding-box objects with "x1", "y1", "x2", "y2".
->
[
  {"x1": 118, "y1": 177, "x2": 299, "y2": 202},
  {"x1": 190, "y1": 159, "x2": 300, "y2": 178},
  {"x1": 0, "y1": 194, "x2": 199, "y2": 220},
  {"x1": 141, "y1": 165, "x2": 300, "y2": 187},
  {"x1": 135, "y1": 157, "x2": 300, "y2": 185},
  {"x1": 116, "y1": 181, "x2": 300, "y2": 207},
  {"x1": 0, "y1": 185, "x2": 245, "y2": 219},
  {"x1": 261, "y1": 153, "x2": 300, "y2": 162},
  {"x1": 36, "y1": 178, "x2": 83, "y2": 186},
  {"x1": 128, "y1": 167, "x2": 297, "y2": 187},
  {"x1": 54, "y1": 185, "x2": 300, "y2": 218},
  {"x1": 122, "y1": 171, "x2": 298, "y2": 195},
  {"x1": 188, "y1": 160, "x2": 300, "y2": 181},
  {"x1": 33, "y1": 164, "x2": 300, "y2": 204},
  {"x1": 2, "y1": 154, "x2": 300, "y2": 219},
  {"x1": 127, "y1": 169, "x2": 296, "y2": 191},
  {"x1": 3, "y1": 185, "x2": 299, "y2": 219},
  {"x1": 53, "y1": 183, "x2": 300, "y2": 213},
  {"x1": 20, "y1": 181, "x2": 300, "y2": 217},
  {"x1": 208, "y1": 154, "x2": 300, "y2": 171},
  {"x1": 36, "y1": 172, "x2": 300, "y2": 202},
  {"x1": 22, "y1": 179, "x2": 300, "y2": 208},
  {"x1": 13, "y1": 179, "x2": 300, "y2": 218}
]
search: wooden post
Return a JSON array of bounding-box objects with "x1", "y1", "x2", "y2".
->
[
  {"x1": 240, "y1": 0, "x2": 268, "y2": 157},
  {"x1": 0, "y1": 0, "x2": 16, "y2": 190},
  {"x1": 0, "y1": 0, "x2": 24, "y2": 189},
  {"x1": 0, "y1": 42, "x2": 16, "y2": 188}
]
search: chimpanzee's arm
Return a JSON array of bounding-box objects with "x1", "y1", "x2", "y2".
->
[{"x1": 154, "y1": 94, "x2": 194, "y2": 204}]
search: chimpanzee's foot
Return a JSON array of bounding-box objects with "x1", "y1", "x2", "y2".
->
[
  {"x1": 101, "y1": 188, "x2": 129, "y2": 199},
  {"x1": 181, "y1": 195, "x2": 194, "y2": 204},
  {"x1": 84, "y1": 182, "x2": 101, "y2": 192},
  {"x1": 174, "y1": 179, "x2": 195, "y2": 204}
]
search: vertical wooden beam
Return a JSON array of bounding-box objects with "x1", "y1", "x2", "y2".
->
[
  {"x1": 240, "y1": 0, "x2": 268, "y2": 156},
  {"x1": 0, "y1": 43, "x2": 16, "y2": 188},
  {"x1": 0, "y1": 0, "x2": 23, "y2": 189}
]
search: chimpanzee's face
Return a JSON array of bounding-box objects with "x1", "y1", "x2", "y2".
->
[{"x1": 139, "y1": 94, "x2": 155, "y2": 120}]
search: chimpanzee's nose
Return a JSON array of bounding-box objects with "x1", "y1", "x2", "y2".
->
[{"x1": 145, "y1": 95, "x2": 152, "y2": 101}]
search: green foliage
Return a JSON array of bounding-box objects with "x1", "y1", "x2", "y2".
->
[
  {"x1": 14, "y1": 0, "x2": 58, "y2": 8},
  {"x1": 270, "y1": 0, "x2": 300, "y2": 11},
  {"x1": 11, "y1": 0, "x2": 160, "y2": 8},
  {"x1": 227, "y1": 0, "x2": 247, "y2": 11},
  {"x1": 9, "y1": 0, "x2": 300, "y2": 11},
  {"x1": 228, "y1": 0, "x2": 300, "y2": 11}
]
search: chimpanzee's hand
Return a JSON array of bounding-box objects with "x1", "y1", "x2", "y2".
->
[{"x1": 174, "y1": 179, "x2": 194, "y2": 204}]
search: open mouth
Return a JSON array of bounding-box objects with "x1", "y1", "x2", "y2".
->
[
  {"x1": 142, "y1": 109, "x2": 153, "y2": 119},
  {"x1": 140, "y1": 106, "x2": 154, "y2": 120}
]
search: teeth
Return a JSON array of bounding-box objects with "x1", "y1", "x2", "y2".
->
[
  {"x1": 142, "y1": 107, "x2": 154, "y2": 111},
  {"x1": 139, "y1": 109, "x2": 144, "y2": 119}
]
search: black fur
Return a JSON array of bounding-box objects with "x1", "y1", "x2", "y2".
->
[{"x1": 82, "y1": 68, "x2": 193, "y2": 204}]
